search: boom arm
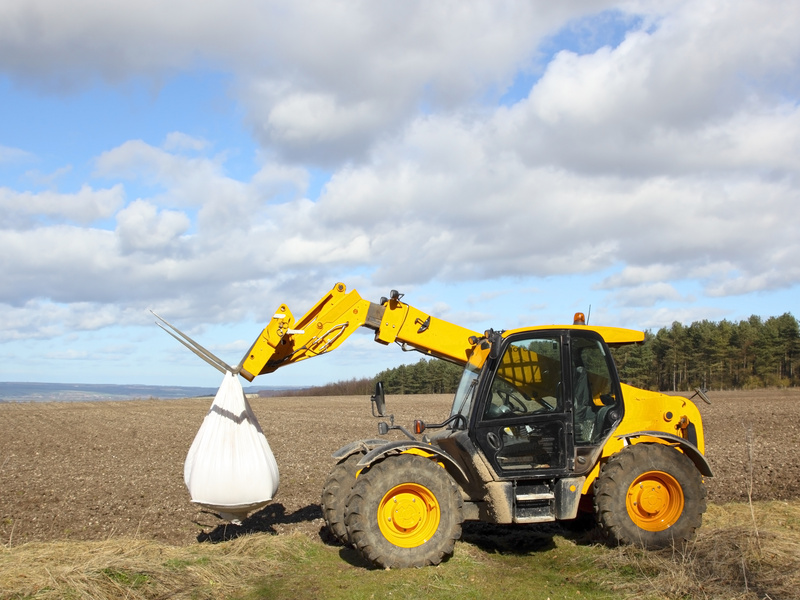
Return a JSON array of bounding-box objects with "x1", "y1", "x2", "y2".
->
[{"x1": 238, "y1": 283, "x2": 481, "y2": 382}]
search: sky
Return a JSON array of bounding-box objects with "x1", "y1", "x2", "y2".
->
[{"x1": 1, "y1": 0, "x2": 798, "y2": 388}]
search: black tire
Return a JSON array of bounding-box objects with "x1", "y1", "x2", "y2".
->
[
  {"x1": 321, "y1": 453, "x2": 362, "y2": 545},
  {"x1": 344, "y1": 454, "x2": 463, "y2": 568},
  {"x1": 594, "y1": 443, "x2": 706, "y2": 548}
]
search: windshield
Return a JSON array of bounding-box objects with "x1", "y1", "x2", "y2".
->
[
  {"x1": 449, "y1": 342, "x2": 491, "y2": 423},
  {"x1": 450, "y1": 362, "x2": 480, "y2": 422}
]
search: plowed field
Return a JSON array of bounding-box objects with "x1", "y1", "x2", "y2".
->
[{"x1": 1, "y1": 389, "x2": 798, "y2": 546}]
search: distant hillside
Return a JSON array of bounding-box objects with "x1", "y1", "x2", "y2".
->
[{"x1": 0, "y1": 382, "x2": 294, "y2": 402}]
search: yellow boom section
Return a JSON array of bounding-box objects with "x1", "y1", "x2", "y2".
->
[{"x1": 238, "y1": 283, "x2": 480, "y2": 381}]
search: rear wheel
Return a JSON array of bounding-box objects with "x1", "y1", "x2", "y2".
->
[
  {"x1": 344, "y1": 454, "x2": 463, "y2": 568},
  {"x1": 321, "y1": 453, "x2": 362, "y2": 545},
  {"x1": 594, "y1": 443, "x2": 706, "y2": 548}
]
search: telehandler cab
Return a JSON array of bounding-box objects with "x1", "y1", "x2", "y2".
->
[{"x1": 238, "y1": 283, "x2": 711, "y2": 569}]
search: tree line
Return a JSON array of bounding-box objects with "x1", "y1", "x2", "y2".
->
[
  {"x1": 262, "y1": 313, "x2": 798, "y2": 396},
  {"x1": 260, "y1": 359, "x2": 463, "y2": 397},
  {"x1": 612, "y1": 313, "x2": 798, "y2": 391}
]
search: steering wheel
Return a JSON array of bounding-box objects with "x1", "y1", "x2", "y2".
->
[{"x1": 497, "y1": 388, "x2": 529, "y2": 413}]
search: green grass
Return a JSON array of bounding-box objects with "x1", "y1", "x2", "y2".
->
[
  {"x1": 100, "y1": 567, "x2": 150, "y2": 588},
  {"x1": 2, "y1": 500, "x2": 798, "y2": 600},
  {"x1": 239, "y1": 536, "x2": 632, "y2": 600}
]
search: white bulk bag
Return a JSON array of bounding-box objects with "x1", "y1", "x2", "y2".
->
[{"x1": 184, "y1": 371, "x2": 279, "y2": 522}]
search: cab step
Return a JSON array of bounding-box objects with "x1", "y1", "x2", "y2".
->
[{"x1": 514, "y1": 483, "x2": 555, "y2": 524}]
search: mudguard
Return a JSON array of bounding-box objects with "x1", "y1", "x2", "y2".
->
[
  {"x1": 355, "y1": 440, "x2": 470, "y2": 484},
  {"x1": 331, "y1": 439, "x2": 388, "y2": 460},
  {"x1": 617, "y1": 431, "x2": 713, "y2": 477}
]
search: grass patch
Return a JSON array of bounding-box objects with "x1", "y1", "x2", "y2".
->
[
  {"x1": 1, "y1": 500, "x2": 798, "y2": 600},
  {"x1": 606, "y1": 500, "x2": 800, "y2": 600},
  {"x1": 0, "y1": 535, "x2": 292, "y2": 599},
  {"x1": 241, "y1": 536, "x2": 627, "y2": 600},
  {"x1": 100, "y1": 567, "x2": 150, "y2": 589}
]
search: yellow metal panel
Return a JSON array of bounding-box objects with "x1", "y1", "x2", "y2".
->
[
  {"x1": 503, "y1": 324, "x2": 644, "y2": 345},
  {"x1": 240, "y1": 283, "x2": 481, "y2": 379},
  {"x1": 373, "y1": 298, "x2": 410, "y2": 345},
  {"x1": 240, "y1": 283, "x2": 373, "y2": 377},
  {"x1": 239, "y1": 304, "x2": 296, "y2": 379},
  {"x1": 393, "y1": 308, "x2": 479, "y2": 365},
  {"x1": 581, "y1": 384, "x2": 706, "y2": 494}
]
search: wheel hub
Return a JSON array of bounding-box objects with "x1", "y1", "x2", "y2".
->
[
  {"x1": 626, "y1": 470, "x2": 684, "y2": 532},
  {"x1": 378, "y1": 483, "x2": 440, "y2": 548},
  {"x1": 632, "y1": 480, "x2": 669, "y2": 514},
  {"x1": 391, "y1": 493, "x2": 425, "y2": 529}
]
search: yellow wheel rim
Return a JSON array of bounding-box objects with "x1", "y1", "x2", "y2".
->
[
  {"x1": 626, "y1": 470, "x2": 684, "y2": 531},
  {"x1": 377, "y1": 483, "x2": 440, "y2": 548}
]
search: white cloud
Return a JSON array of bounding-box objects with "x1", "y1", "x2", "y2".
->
[
  {"x1": 94, "y1": 140, "x2": 223, "y2": 195},
  {"x1": 607, "y1": 282, "x2": 686, "y2": 308},
  {"x1": 23, "y1": 164, "x2": 73, "y2": 188},
  {"x1": 0, "y1": 299, "x2": 133, "y2": 341},
  {"x1": 492, "y1": 2, "x2": 800, "y2": 178},
  {"x1": 163, "y1": 132, "x2": 210, "y2": 153},
  {"x1": 267, "y1": 93, "x2": 383, "y2": 145},
  {"x1": 0, "y1": 184, "x2": 124, "y2": 227},
  {"x1": 0, "y1": 1, "x2": 616, "y2": 163},
  {"x1": 115, "y1": 200, "x2": 190, "y2": 255},
  {"x1": 0, "y1": 144, "x2": 33, "y2": 163},
  {"x1": 44, "y1": 349, "x2": 89, "y2": 360},
  {"x1": 705, "y1": 266, "x2": 800, "y2": 297},
  {"x1": 617, "y1": 304, "x2": 730, "y2": 332},
  {"x1": 1, "y1": 0, "x2": 799, "y2": 366},
  {"x1": 597, "y1": 264, "x2": 680, "y2": 289}
]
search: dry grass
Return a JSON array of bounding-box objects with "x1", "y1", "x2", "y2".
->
[
  {"x1": 3, "y1": 501, "x2": 798, "y2": 600},
  {"x1": 0, "y1": 532, "x2": 313, "y2": 600},
  {"x1": 607, "y1": 500, "x2": 800, "y2": 600}
]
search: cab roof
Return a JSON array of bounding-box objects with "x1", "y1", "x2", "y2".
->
[{"x1": 502, "y1": 324, "x2": 645, "y2": 346}]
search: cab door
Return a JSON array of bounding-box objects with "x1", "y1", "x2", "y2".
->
[
  {"x1": 472, "y1": 333, "x2": 573, "y2": 478},
  {"x1": 569, "y1": 331, "x2": 624, "y2": 471}
]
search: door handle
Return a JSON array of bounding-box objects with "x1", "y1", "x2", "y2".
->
[{"x1": 486, "y1": 431, "x2": 501, "y2": 450}]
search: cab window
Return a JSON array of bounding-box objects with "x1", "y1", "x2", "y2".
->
[
  {"x1": 484, "y1": 336, "x2": 562, "y2": 419},
  {"x1": 571, "y1": 336, "x2": 617, "y2": 445}
]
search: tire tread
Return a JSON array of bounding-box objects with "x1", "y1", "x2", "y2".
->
[
  {"x1": 344, "y1": 454, "x2": 463, "y2": 568},
  {"x1": 321, "y1": 454, "x2": 361, "y2": 545},
  {"x1": 594, "y1": 443, "x2": 706, "y2": 548}
]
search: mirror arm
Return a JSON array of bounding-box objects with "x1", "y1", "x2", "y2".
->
[
  {"x1": 414, "y1": 413, "x2": 466, "y2": 434},
  {"x1": 377, "y1": 415, "x2": 416, "y2": 441}
]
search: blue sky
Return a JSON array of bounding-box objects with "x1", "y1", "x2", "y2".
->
[{"x1": 1, "y1": 1, "x2": 798, "y2": 388}]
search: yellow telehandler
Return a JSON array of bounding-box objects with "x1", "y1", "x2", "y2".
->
[{"x1": 236, "y1": 283, "x2": 711, "y2": 569}]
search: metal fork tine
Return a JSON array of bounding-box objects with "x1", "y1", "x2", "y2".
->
[
  {"x1": 152, "y1": 311, "x2": 235, "y2": 374},
  {"x1": 155, "y1": 323, "x2": 229, "y2": 375}
]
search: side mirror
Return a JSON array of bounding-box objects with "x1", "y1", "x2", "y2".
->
[{"x1": 371, "y1": 381, "x2": 387, "y2": 417}]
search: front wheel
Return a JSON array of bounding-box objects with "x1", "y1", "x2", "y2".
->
[
  {"x1": 344, "y1": 454, "x2": 463, "y2": 568},
  {"x1": 594, "y1": 443, "x2": 706, "y2": 548}
]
